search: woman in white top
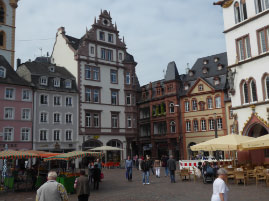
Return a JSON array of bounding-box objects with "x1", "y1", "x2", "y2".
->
[{"x1": 211, "y1": 168, "x2": 229, "y2": 201}]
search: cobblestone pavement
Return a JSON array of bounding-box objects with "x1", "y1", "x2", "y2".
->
[{"x1": 0, "y1": 168, "x2": 269, "y2": 201}]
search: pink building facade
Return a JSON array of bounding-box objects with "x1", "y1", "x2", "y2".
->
[{"x1": 0, "y1": 56, "x2": 33, "y2": 150}]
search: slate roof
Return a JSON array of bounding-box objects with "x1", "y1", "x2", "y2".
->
[
  {"x1": 165, "y1": 61, "x2": 179, "y2": 81},
  {"x1": 0, "y1": 55, "x2": 31, "y2": 87},
  {"x1": 65, "y1": 35, "x2": 80, "y2": 50},
  {"x1": 20, "y1": 61, "x2": 78, "y2": 93},
  {"x1": 123, "y1": 52, "x2": 135, "y2": 63},
  {"x1": 180, "y1": 52, "x2": 228, "y2": 96}
]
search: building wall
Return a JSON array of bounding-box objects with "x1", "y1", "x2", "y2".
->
[
  {"x1": 0, "y1": 83, "x2": 33, "y2": 150},
  {"x1": 225, "y1": 101, "x2": 234, "y2": 134}
]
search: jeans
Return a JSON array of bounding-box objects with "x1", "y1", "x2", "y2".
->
[
  {"x1": 170, "y1": 170, "x2": 175, "y2": 183},
  {"x1": 126, "y1": 167, "x2": 132, "y2": 180},
  {"x1": 155, "y1": 167, "x2": 160, "y2": 177},
  {"x1": 165, "y1": 167, "x2": 169, "y2": 176},
  {"x1": 142, "y1": 171, "x2": 149, "y2": 184}
]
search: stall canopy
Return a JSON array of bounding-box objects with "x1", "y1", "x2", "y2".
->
[
  {"x1": 190, "y1": 134, "x2": 254, "y2": 151},
  {"x1": 90, "y1": 145, "x2": 123, "y2": 151},
  {"x1": 23, "y1": 150, "x2": 61, "y2": 158},
  {"x1": 44, "y1": 151, "x2": 103, "y2": 161},
  {"x1": 0, "y1": 150, "x2": 41, "y2": 159},
  {"x1": 240, "y1": 134, "x2": 269, "y2": 150}
]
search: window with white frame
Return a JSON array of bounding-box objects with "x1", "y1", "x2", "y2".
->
[
  {"x1": 108, "y1": 34, "x2": 113, "y2": 43},
  {"x1": 22, "y1": 108, "x2": 31, "y2": 120},
  {"x1": 85, "y1": 113, "x2": 91, "y2": 127},
  {"x1": 66, "y1": 130, "x2": 72, "y2": 141},
  {"x1": 201, "y1": 119, "x2": 206, "y2": 131},
  {"x1": 21, "y1": 128, "x2": 30, "y2": 141},
  {"x1": 250, "y1": 80, "x2": 258, "y2": 102},
  {"x1": 169, "y1": 103, "x2": 175, "y2": 113},
  {"x1": 93, "y1": 89, "x2": 99, "y2": 103},
  {"x1": 5, "y1": 88, "x2": 14, "y2": 99},
  {"x1": 54, "y1": 96, "x2": 61, "y2": 106},
  {"x1": 126, "y1": 93, "x2": 131, "y2": 105},
  {"x1": 126, "y1": 72, "x2": 130, "y2": 84},
  {"x1": 255, "y1": 0, "x2": 269, "y2": 13},
  {"x1": 257, "y1": 26, "x2": 269, "y2": 54},
  {"x1": 93, "y1": 67, "x2": 100, "y2": 81},
  {"x1": 54, "y1": 113, "x2": 61, "y2": 123},
  {"x1": 209, "y1": 119, "x2": 215, "y2": 130},
  {"x1": 127, "y1": 116, "x2": 132, "y2": 128},
  {"x1": 40, "y1": 94, "x2": 48, "y2": 105},
  {"x1": 4, "y1": 128, "x2": 13, "y2": 141},
  {"x1": 184, "y1": 101, "x2": 190, "y2": 112},
  {"x1": 65, "y1": 80, "x2": 72, "y2": 88},
  {"x1": 207, "y1": 97, "x2": 213, "y2": 109},
  {"x1": 0, "y1": 66, "x2": 6, "y2": 78},
  {"x1": 186, "y1": 121, "x2": 191, "y2": 132},
  {"x1": 110, "y1": 70, "x2": 118, "y2": 83},
  {"x1": 111, "y1": 91, "x2": 118, "y2": 105},
  {"x1": 40, "y1": 130, "x2": 47, "y2": 141},
  {"x1": 215, "y1": 96, "x2": 221, "y2": 108},
  {"x1": 101, "y1": 48, "x2": 113, "y2": 61},
  {"x1": 217, "y1": 118, "x2": 223, "y2": 130},
  {"x1": 236, "y1": 35, "x2": 251, "y2": 61},
  {"x1": 85, "y1": 88, "x2": 91, "y2": 102},
  {"x1": 40, "y1": 112, "x2": 48, "y2": 123},
  {"x1": 66, "y1": 97, "x2": 72, "y2": 106},
  {"x1": 192, "y1": 99, "x2": 197, "y2": 111},
  {"x1": 99, "y1": 31, "x2": 105, "y2": 41},
  {"x1": 4, "y1": 108, "x2": 14, "y2": 119},
  {"x1": 243, "y1": 81, "x2": 249, "y2": 104},
  {"x1": 111, "y1": 113, "x2": 118, "y2": 128},
  {"x1": 66, "y1": 114, "x2": 72, "y2": 124},
  {"x1": 90, "y1": 46, "x2": 94, "y2": 54},
  {"x1": 93, "y1": 113, "x2": 99, "y2": 127},
  {"x1": 85, "y1": 66, "x2": 92, "y2": 79},
  {"x1": 234, "y1": 1, "x2": 248, "y2": 24},
  {"x1": 265, "y1": 76, "x2": 269, "y2": 99},
  {"x1": 193, "y1": 120, "x2": 199, "y2": 132},
  {"x1": 170, "y1": 121, "x2": 176, "y2": 133},
  {"x1": 54, "y1": 130, "x2": 60, "y2": 141},
  {"x1": 22, "y1": 89, "x2": 31, "y2": 101},
  {"x1": 40, "y1": 76, "x2": 48, "y2": 86},
  {"x1": 54, "y1": 78, "x2": 60, "y2": 87}
]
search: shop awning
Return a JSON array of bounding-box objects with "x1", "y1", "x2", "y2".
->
[
  {"x1": 90, "y1": 146, "x2": 123, "y2": 151},
  {"x1": 240, "y1": 134, "x2": 269, "y2": 150},
  {"x1": 190, "y1": 134, "x2": 254, "y2": 151},
  {"x1": 0, "y1": 150, "x2": 41, "y2": 159},
  {"x1": 44, "y1": 151, "x2": 103, "y2": 161}
]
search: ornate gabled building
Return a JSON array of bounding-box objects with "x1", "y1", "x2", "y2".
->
[
  {"x1": 51, "y1": 10, "x2": 139, "y2": 160},
  {"x1": 0, "y1": 0, "x2": 19, "y2": 67},
  {"x1": 16, "y1": 58, "x2": 79, "y2": 152},
  {"x1": 179, "y1": 52, "x2": 230, "y2": 159},
  {"x1": 137, "y1": 62, "x2": 182, "y2": 160}
]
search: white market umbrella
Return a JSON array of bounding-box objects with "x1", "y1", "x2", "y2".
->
[{"x1": 90, "y1": 146, "x2": 123, "y2": 166}]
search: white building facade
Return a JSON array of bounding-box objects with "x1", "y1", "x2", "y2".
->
[
  {"x1": 52, "y1": 10, "x2": 139, "y2": 160},
  {"x1": 218, "y1": 0, "x2": 269, "y2": 137}
]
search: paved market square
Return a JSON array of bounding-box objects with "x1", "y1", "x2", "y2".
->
[{"x1": 0, "y1": 168, "x2": 269, "y2": 201}]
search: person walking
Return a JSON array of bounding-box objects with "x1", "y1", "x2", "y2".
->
[
  {"x1": 88, "y1": 162, "x2": 94, "y2": 184},
  {"x1": 154, "y1": 159, "x2": 161, "y2": 178},
  {"x1": 36, "y1": 171, "x2": 68, "y2": 201},
  {"x1": 167, "y1": 155, "x2": 176, "y2": 183},
  {"x1": 141, "y1": 156, "x2": 151, "y2": 185},
  {"x1": 162, "y1": 155, "x2": 169, "y2": 177},
  {"x1": 125, "y1": 156, "x2": 133, "y2": 181},
  {"x1": 149, "y1": 157, "x2": 155, "y2": 176},
  {"x1": 92, "y1": 164, "x2": 101, "y2": 190},
  {"x1": 74, "y1": 170, "x2": 90, "y2": 201},
  {"x1": 211, "y1": 168, "x2": 229, "y2": 201}
]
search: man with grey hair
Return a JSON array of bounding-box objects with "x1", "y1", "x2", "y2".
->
[
  {"x1": 36, "y1": 171, "x2": 68, "y2": 201},
  {"x1": 211, "y1": 168, "x2": 229, "y2": 201},
  {"x1": 167, "y1": 155, "x2": 176, "y2": 183}
]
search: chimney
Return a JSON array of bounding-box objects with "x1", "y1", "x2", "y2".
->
[
  {"x1": 17, "y1": 58, "x2": 21, "y2": 68},
  {"x1": 185, "y1": 63, "x2": 190, "y2": 74}
]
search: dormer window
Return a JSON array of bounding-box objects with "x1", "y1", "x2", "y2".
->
[
  {"x1": 184, "y1": 84, "x2": 189, "y2": 91},
  {"x1": 0, "y1": 66, "x2": 6, "y2": 78},
  {"x1": 65, "y1": 79, "x2": 72, "y2": 88},
  {"x1": 214, "y1": 57, "x2": 219, "y2": 63},
  {"x1": 54, "y1": 78, "x2": 60, "y2": 87},
  {"x1": 202, "y1": 67, "x2": 208, "y2": 74},
  {"x1": 40, "y1": 76, "x2": 48, "y2": 86},
  {"x1": 214, "y1": 78, "x2": 220, "y2": 86},
  {"x1": 203, "y1": 60, "x2": 208, "y2": 65},
  {"x1": 49, "y1": 66, "x2": 55, "y2": 72},
  {"x1": 189, "y1": 71, "x2": 194, "y2": 77},
  {"x1": 217, "y1": 64, "x2": 223, "y2": 70}
]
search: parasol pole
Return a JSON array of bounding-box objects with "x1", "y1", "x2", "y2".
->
[{"x1": 2, "y1": 144, "x2": 8, "y2": 184}]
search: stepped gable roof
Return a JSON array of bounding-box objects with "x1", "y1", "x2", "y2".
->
[
  {"x1": 22, "y1": 61, "x2": 77, "y2": 93},
  {"x1": 0, "y1": 55, "x2": 31, "y2": 87},
  {"x1": 165, "y1": 61, "x2": 179, "y2": 81},
  {"x1": 180, "y1": 52, "x2": 228, "y2": 96}
]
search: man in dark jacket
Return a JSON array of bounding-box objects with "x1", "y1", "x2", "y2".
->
[
  {"x1": 74, "y1": 170, "x2": 90, "y2": 201},
  {"x1": 141, "y1": 156, "x2": 151, "y2": 185},
  {"x1": 92, "y1": 164, "x2": 101, "y2": 190},
  {"x1": 167, "y1": 155, "x2": 176, "y2": 183}
]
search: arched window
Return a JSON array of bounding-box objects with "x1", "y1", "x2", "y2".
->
[
  {"x1": 215, "y1": 96, "x2": 221, "y2": 108},
  {"x1": 250, "y1": 80, "x2": 258, "y2": 102},
  {"x1": 191, "y1": 99, "x2": 197, "y2": 111},
  {"x1": 199, "y1": 101, "x2": 205, "y2": 111},
  {"x1": 169, "y1": 103, "x2": 175, "y2": 113},
  {"x1": 107, "y1": 139, "x2": 122, "y2": 148},
  {"x1": 170, "y1": 121, "x2": 176, "y2": 133},
  {"x1": 186, "y1": 120, "x2": 191, "y2": 132},
  {"x1": 0, "y1": 1, "x2": 5, "y2": 23},
  {"x1": 207, "y1": 97, "x2": 213, "y2": 109},
  {"x1": 242, "y1": 81, "x2": 249, "y2": 104},
  {"x1": 255, "y1": 0, "x2": 269, "y2": 13},
  {"x1": 265, "y1": 76, "x2": 269, "y2": 99},
  {"x1": 0, "y1": 66, "x2": 5, "y2": 78},
  {"x1": 234, "y1": 2, "x2": 241, "y2": 23},
  {"x1": 240, "y1": 0, "x2": 248, "y2": 20}
]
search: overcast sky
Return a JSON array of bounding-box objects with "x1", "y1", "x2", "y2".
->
[{"x1": 15, "y1": 0, "x2": 226, "y2": 85}]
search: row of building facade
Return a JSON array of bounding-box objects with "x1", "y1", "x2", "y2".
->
[{"x1": 0, "y1": 0, "x2": 268, "y2": 161}]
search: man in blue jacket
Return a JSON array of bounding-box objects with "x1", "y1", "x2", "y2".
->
[{"x1": 125, "y1": 156, "x2": 133, "y2": 181}]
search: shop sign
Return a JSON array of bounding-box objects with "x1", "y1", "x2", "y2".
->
[{"x1": 93, "y1": 135, "x2": 100, "y2": 140}]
